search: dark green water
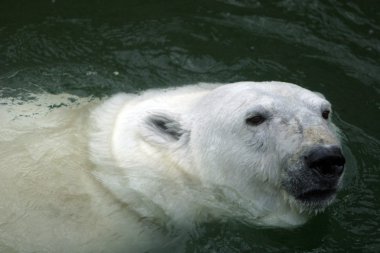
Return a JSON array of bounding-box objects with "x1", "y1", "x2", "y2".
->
[{"x1": 0, "y1": 0, "x2": 379, "y2": 252}]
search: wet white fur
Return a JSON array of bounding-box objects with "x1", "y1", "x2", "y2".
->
[{"x1": 0, "y1": 82, "x2": 341, "y2": 252}]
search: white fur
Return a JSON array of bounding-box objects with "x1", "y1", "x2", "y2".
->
[{"x1": 0, "y1": 82, "x2": 341, "y2": 252}]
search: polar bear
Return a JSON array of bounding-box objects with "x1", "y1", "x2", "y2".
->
[{"x1": 0, "y1": 81, "x2": 345, "y2": 252}]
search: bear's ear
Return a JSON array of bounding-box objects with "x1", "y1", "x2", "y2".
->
[
  {"x1": 313, "y1": 91, "x2": 326, "y2": 99},
  {"x1": 142, "y1": 112, "x2": 188, "y2": 145}
]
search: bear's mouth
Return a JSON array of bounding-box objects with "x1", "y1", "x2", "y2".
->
[{"x1": 296, "y1": 188, "x2": 337, "y2": 203}]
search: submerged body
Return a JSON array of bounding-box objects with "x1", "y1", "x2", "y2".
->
[
  {"x1": 0, "y1": 82, "x2": 345, "y2": 252},
  {"x1": 0, "y1": 95, "x2": 163, "y2": 252}
]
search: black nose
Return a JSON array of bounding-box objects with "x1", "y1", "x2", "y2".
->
[{"x1": 305, "y1": 146, "x2": 345, "y2": 178}]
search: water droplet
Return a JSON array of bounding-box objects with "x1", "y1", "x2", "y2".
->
[{"x1": 86, "y1": 71, "x2": 97, "y2": 76}]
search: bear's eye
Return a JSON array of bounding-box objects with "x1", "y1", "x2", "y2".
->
[
  {"x1": 246, "y1": 115, "x2": 266, "y2": 126},
  {"x1": 322, "y1": 110, "x2": 330, "y2": 120}
]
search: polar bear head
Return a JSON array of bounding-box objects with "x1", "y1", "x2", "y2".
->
[
  {"x1": 142, "y1": 82, "x2": 345, "y2": 223},
  {"x1": 92, "y1": 81, "x2": 346, "y2": 226}
]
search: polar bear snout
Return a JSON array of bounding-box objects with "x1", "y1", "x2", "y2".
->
[
  {"x1": 288, "y1": 145, "x2": 345, "y2": 208},
  {"x1": 305, "y1": 145, "x2": 345, "y2": 179}
]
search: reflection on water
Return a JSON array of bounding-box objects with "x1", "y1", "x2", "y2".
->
[{"x1": 0, "y1": 0, "x2": 379, "y2": 252}]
